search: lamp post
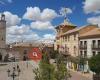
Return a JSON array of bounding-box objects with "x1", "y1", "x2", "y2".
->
[{"x1": 7, "y1": 64, "x2": 21, "y2": 80}]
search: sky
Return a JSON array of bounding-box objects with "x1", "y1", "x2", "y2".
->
[{"x1": 0, "y1": 0, "x2": 100, "y2": 43}]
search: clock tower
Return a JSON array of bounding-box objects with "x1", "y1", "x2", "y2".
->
[{"x1": 0, "y1": 14, "x2": 6, "y2": 60}]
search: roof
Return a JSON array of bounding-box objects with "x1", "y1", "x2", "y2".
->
[
  {"x1": 79, "y1": 28, "x2": 100, "y2": 38},
  {"x1": 62, "y1": 25, "x2": 86, "y2": 35},
  {"x1": 10, "y1": 42, "x2": 41, "y2": 47},
  {"x1": 60, "y1": 19, "x2": 76, "y2": 26},
  {"x1": 62, "y1": 24, "x2": 98, "y2": 35},
  {"x1": 55, "y1": 19, "x2": 76, "y2": 29}
]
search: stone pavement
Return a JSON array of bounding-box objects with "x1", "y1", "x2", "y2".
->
[
  {"x1": 0, "y1": 60, "x2": 93, "y2": 80},
  {"x1": 69, "y1": 69, "x2": 93, "y2": 80},
  {"x1": 0, "y1": 61, "x2": 38, "y2": 80},
  {"x1": 50, "y1": 59, "x2": 93, "y2": 80}
]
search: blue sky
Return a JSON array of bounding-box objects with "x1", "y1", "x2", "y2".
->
[{"x1": 0, "y1": 0, "x2": 100, "y2": 43}]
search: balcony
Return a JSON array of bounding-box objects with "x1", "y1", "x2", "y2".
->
[
  {"x1": 92, "y1": 45, "x2": 100, "y2": 50},
  {"x1": 79, "y1": 45, "x2": 87, "y2": 50}
]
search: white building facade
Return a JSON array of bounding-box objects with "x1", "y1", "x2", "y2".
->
[{"x1": 79, "y1": 28, "x2": 100, "y2": 72}]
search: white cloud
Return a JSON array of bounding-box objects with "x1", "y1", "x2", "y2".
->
[
  {"x1": 87, "y1": 16, "x2": 100, "y2": 26},
  {"x1": 3, "y1": 11, "x2": 21, "y2": 27},
  {"x1": 30, "y1": 21, "x2": 54, "y2": 30},
  {"x1": 83, "y1": 0, "x2": 100, "y2": 14},
  {"x1": 41, "y1": 34, "x2": 55, "y2": 43},
  {"x1": 7, "y1": 24, "x2": 31, "y2": 35},
  {"x1": 41, "y1": 8, "x2": 58, "y2": 21},
  {"x1": 23, "y1": 7, "x2": 58, "y2": 21},
  {"x1": 23, "y1": 7, "x2": 41, "y2": 21},
  {"x1": 43, "y1": 34, "x2": 55, "y2": 40},
  {"x1": 0, "y1": 9, "x2": 56, "y2": 43},
  {"x1": 6, "y1": 24, "x2": 40, "y2": 43},
  {"x1": 7, "y1": 0, "x2": 12, "y2": 3},
  {"x1": 7, "y1": 32, "x2": 40, "y2": 43}
]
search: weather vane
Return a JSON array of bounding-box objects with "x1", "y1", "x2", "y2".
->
[{"x1": 60, "y1": 7, "x2": 68, "y2": 20}]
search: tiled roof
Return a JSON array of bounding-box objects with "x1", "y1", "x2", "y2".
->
[
  {"x1": 55, "y1": 19, "x2": 76, "y2": 29},
  {"x1": 80, "y1": 28, "x2": 100, "y2": 37},
  {"x1": 62, "y1": 25, "x2": 87, "y2": 35},
  {"x1": 63, "y1": 25, "x2": 98, "y2": 35}
]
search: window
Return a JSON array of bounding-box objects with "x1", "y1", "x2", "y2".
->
[
  {"x1": 84, "y1": 51, "x2": 87, "y2": 58},
  {"x1": 74, "y1": 34, "x2": 76, "y2": 40},
  {"x1": 63, "y1": 37, "x2": 65, "y2": 42},
  {"x1": 65, "y1": 44, "x2": 67, "y2": 52},
  {"x1": 92, "y1": 40, "x2": 96, "y2": 48},
  {"x1": 80, "y1": 41, "x2": 83, "y2": 45},
  {"x1": 68, "y1": 35, "x2": 70, "y2": 41},
  {"x1": 98, "y1": 52, "x2": 100, "y2": 54},
  {"x1": 80, "y1": 51, "x2": 83, "y2": 56},
  {"x1": 98, "y1": 40, "x2": 100, "y2": 48},
  {"x1": 74, "y1": 46, "x2": 76, "y2": 55},
  {"x1": 93, "y1": 51, "x2": 96, "y2": 56},
  {"x1": 80, "y1": 41, "x2": 83, "y2": 48},
  {"x1": 68, "y1": 48, "x2": 69, "y2": 52},
  {"x1": 84, "y1": 41, "x2": 87, "y2": 45},
  {"x1": 65, "y1": 36, "x2": 67, "y2": 41}
]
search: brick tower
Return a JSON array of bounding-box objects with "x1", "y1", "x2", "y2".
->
[{"x1": 0, "y1": 14, "x2": 6, "y2": 60}]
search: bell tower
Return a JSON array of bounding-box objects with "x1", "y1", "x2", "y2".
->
[{"x1": 0, "y1": 14, "x2": 6, "y2": 58}]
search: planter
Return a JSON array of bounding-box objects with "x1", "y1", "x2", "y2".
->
[{"x1": 93, "y1": 74, "x2": 100, "y2": 80}]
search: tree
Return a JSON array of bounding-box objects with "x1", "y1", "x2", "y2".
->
[
  {"x1": 33, "y1": 52, "x2": 71, "y2": 80},
  {"x1": 33, "y1": 53, "x2": 56, "y2": 80},
  {"x1": 50, "y1": 50, "x2": 58, "y2": 59},
  {"x1": 88, "y1": 54, "x2": 100, "y2": 80},
  {"x1": 88, "y1": 54, "x2": 100, "y2": 74},
  {"x1": 55, "y1": 54, "x2": 71, "y2": 80}
]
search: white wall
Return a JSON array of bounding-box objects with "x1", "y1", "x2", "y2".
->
[{"x1": 80, "y1": 38, "x2": 100, "y2": 58}]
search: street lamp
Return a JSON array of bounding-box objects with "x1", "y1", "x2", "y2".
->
[{"x1": 7, "y1": 64, "x2": 21, "y2": 80}]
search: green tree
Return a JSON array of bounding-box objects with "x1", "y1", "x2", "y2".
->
[
  {"x1": 50, "y1": 50, "x2": 59, "y2": 59},
  {"x1": 33, "y1": 52, "x2": 71, "y2": 80},
  {"x1": 33, "y1": 53, "x2": 56, "y2": 80},
  {"x1": 88, "y1": 54, "x2": 100, "y2": 75},
  {"x1": 55, "y1": 54, "x2": 71, "y2": 80}
]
